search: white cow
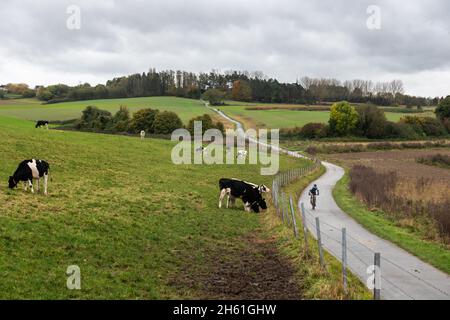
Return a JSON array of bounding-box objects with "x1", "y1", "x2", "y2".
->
[{"x1": 140, "y1": 130, "x2": 146, "y2": 140}]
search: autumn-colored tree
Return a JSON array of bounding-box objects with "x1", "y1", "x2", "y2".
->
[
  {"x1": 329, "y1": 101, "x2": 359, "y2": 136},
  {"x1": 231, "y1": 80, "x2": 252, "y2": 101}
]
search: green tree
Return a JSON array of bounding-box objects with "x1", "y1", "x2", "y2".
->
[
  {"x1": 76, "y1": 106, "x2": 112, "y2": 131},
  {"x1": 187, "y1": 114, "x2": 225, "y2": 134},
  {"x1": 202, "y1": 89, "x2": 226, "y2": 106},
  {"x1": 329, "y1": 101, "x2": 359, "y2": 136},
  {"x1": 37, "y1": 89, "x2": 54, "y2": 101},
  {"x1": 153, "y1": 111, "x2": 183, "y2": 134},
  {"x1": 130, "y1": 108, "x2": 160, "y2": 133},
  {"x1": 109, "y1": 106, "x2": 131, "y2": 133},
  {"x1": 356, "y1": 105, "x2": 387, "y2": 138},
  {"x1": 435, "y1": 96, "x2": 450, "y2": 120}
]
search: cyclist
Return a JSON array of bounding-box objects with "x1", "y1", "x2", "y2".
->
[{"x1": 308, "y1": 184, "x2": 319, "y2": 210}]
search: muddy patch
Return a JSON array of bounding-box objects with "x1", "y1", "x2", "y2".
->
[{"x1": 170, "y1": 231, "x2": 301, "y2": 299}]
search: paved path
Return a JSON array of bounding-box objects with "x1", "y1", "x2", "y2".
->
[
  {"x1": 299, "y1": 162, "x2": 450, "y2": 300},
  {"x1": 207, "y1": 102, "x2": 450, "y2": 300}
]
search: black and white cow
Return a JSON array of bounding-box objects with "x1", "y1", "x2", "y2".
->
[
  {"x1": 8, "y1": 159, "x2": 50, "y2": 195},
  {"x1": 35, "y1": 120, "x2": 49, "y2": 129},
  {"x1": 218, "y1": 178, "x2": 269, "y2": 213}
]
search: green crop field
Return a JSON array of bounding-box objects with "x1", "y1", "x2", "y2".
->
[
  {"x1": 219, "y1": 103, "x2": 436, "y2": 129},
  {"x1": 0, "y1": 115, "x2": 307, "y2": 299},
  {"x1": 0, "y1": 97, "x2": 212, "y2": 124}
]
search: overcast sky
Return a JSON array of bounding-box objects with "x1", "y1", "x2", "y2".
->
[{"x1": 1, "y1": 0, "x2": 449, "y2": 97}]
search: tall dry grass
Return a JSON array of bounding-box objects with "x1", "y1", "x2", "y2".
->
[{"x1": 349, "y1": 165, "x2": 450, "y2": 244}]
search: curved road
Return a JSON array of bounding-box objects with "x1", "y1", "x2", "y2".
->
[{"x1": 207, "y1": 102, "x2": 450, "y2": 300}]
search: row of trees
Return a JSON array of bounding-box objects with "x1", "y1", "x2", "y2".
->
[
  {"x1": 281, "y1": 96, "x2": 450, "y2": 140},
  {"x1": 74, "y1": 106, "x2": 224, "y2": 136},
  {"x1": 13, "y1": 69, "x2": 439, "y2": 107}
]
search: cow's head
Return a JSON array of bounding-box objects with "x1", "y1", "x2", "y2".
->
[
  {"x1": 245, "y1": 189, "x2": 268, "y2": 213},
  {"x1": 8, "y1": 176, "x2": 17, "y2": 189}
]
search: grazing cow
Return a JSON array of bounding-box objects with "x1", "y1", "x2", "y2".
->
[
  {"x1": 8, "y1": 159, "x2": 50, "y2": 195},
  {"x1": 218, "y1": 178, "x2": 268, "y2": 213},
  {"x1": 140, "y1": 130, "x2": 146, "y2": 140},
  {"x1": 237, "y1": 149, "x2": 247, "y2": 159},
  {"x1": 35, "y1": 120, "x2": 49, "y2": 129}
]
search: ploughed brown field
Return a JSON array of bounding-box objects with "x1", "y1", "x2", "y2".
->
[{"x1": 329, "y1": 148, "x2": 450, "y2": 244}]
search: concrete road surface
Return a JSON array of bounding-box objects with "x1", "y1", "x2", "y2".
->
[{"x1": 299, "y1": 162, "x2": 450, "y2": 300}]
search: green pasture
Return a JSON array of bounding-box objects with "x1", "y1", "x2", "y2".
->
[{"x1": 0, "y1": 97, "x2": 211, "y2": 124}]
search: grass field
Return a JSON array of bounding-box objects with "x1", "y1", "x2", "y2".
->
[
  {"x1": 219, "y1": 103, "x2": 436, "y2": 129},
  {"x1": 0, "y1": 97, "x2": 213, "y2": 124},
  {"x1": 1, "y1": 113, "x2": 352, "y2": 299}
]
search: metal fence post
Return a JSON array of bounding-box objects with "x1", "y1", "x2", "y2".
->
[
  {"x1": 374, "y1": 253, "x2": 381, "y2": 300},
  {"x1": 342, "y1": 228, "x2": 347, "y2": 293},
  {"x1": 290, "y1": 196, "x2": 298, "y2": 238},
  {"x1": 300, "y1": 202, "x2": 308, "y2": 253},
  {"x1": 315, "y1": 217, "x2": 324, "y2": 267}
]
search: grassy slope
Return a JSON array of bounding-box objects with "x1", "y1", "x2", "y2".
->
[
  {"x1": 264, "y1": 166, "x2": 371, "y2": 299},
  {"x1": 0, "y1": 97, "x2": 212, "y2": 124},
  {"x1": 333, "y1": 173, "x2": 450, "y2": 274},
  {"x1": 219, "y1": 104, "x2": 435, "y2": 129},
  {"x1": 0, "y1": 115, "x2": 304, "y2": 299}
]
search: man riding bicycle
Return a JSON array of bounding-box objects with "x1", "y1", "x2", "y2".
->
[{"x1": 308, "y1": 184, "x2": 319, "y2": 210}]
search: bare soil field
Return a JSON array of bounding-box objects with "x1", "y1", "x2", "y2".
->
[{"x1": 329, "y1": 148, "x2": 450, "y2": 244}]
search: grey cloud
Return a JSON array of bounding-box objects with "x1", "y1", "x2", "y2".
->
[{"x1": 0, "y1": 0, "x2": 449, "y2": 96}]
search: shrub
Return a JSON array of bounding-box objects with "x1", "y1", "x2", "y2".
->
[
  {"x1": 130, "y1": 108, "x2": 159, "y2": 133},
  {"x1": 400, "y1": 116, "x2": 446, "y2": 137},
  {"x1": 355, "y1": 105, "x2": 388, "y2": 138},
  {"x1": 153, "y1": 111, "x2": 183, "y2": 134},
  {"x1": 109, "y1": 106, "x2": 131, "y2": 133},
  {"x1": 300, "y1": 123, "x2": 327, "y2": 139},
  {"x1": 202, "y1": 89, "x2": 227, "y2": 106},
  {"x1": 280, "y1": 127, "x2": 302, "y2": 140},
  {"x1": 384, "y1": 121, "x2": 420, "y2": 139},
  {"x1": 329, "y1": 101, "x2": 359, "y2": 136},
  {"x1": 76, "y1": 106, "x2": 112, "y2": 131},
  {"x1": 435, "y1": 96, "x2": 450, "y2": 121},
  {"x1": 419, "y1": 117, "x2": 447, "y2": 136},
  {"x1": 417, "y1": 154, "x2": 450, "y2": 168},
  {"x1": 187, "y1": 114, "x2": 225, "y2": 135}
]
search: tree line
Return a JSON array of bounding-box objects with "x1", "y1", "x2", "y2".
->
[
  {"x1": 281, "y1": 96, "x2": 450, "y2": 140},
  {"x1": 71, "y1": 105, "x2": 224, "y2": 136},
  {"x1": 2, "y1": 69, "x2": 442, "y2": 107}
]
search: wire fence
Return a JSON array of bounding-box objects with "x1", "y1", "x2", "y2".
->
[{"x1": 271, "y1": 163, "x2": 450, "y2": 300}]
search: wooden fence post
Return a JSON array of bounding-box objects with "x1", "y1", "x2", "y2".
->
[
  {"x1": 290, "y1": 196, "x2": 298, "y2": 238},
  {"x1": 300, "y1": 202, "x2": 308, "y2": 253},
  {"x1": 281, "y1": 192, "x2": 286, "y2": 224},
  {"x1": 374, "y1": 253, "x2": 381, "y2": 300},
  {"x1": 315, "y1": 217, "x2": 324, "y2": 267},
  {"x1": 342, "y1": 228, "x2": 347, "y2": 293}
]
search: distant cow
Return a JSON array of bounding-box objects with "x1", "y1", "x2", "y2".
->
[
  {"x1": 140, "y1": 130, "x2": 146, "y2": 140},
  {"x1": 35, "y1": 121, "x2": 49, "y2": 129},
  {"x1": 8, "y1": 159, "x2": 50, "y2": 195},
  {"x1": 218, "y1": 178, "x2": 268, "y2": 213}
]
